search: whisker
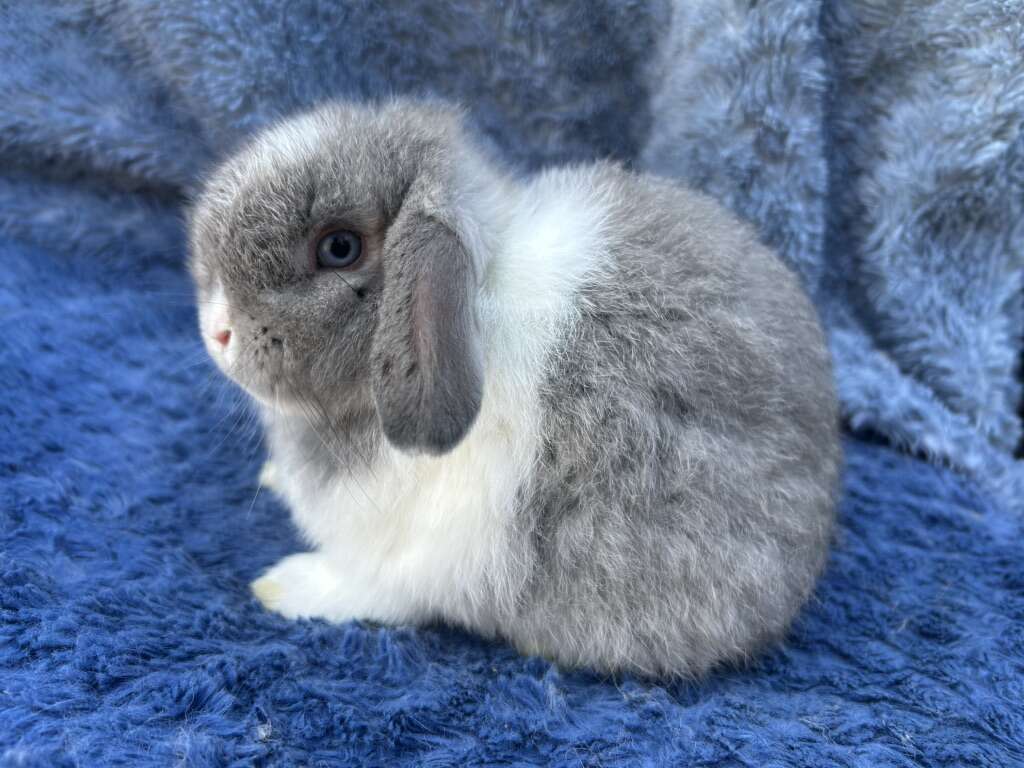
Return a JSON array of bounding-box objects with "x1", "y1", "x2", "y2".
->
[
  {"x1": 290, "y1": 392, "x2": 370, "y2": 510},
  {"x1": 303, "y1": 378, "x2": 380, "y2": 483},
  {"x1": 246, "y1": 481, "x2": 264, "y2": 518},
  {"x1": 330, "y1": 271, "x2": 365, "y2": 301},
  {"x1": 128, "y1": 288, "x2": 234, "y2": 307},
  {"x1": 283, "y1": 374, "x2": 381, "y2": 514},
  {"x1": 162, "y1": 349, "x2": 217, "y2": 377},
  {"x1": 193, "y1": 367, "x2": 226, "y2": 403},
  {"x1": 206, "y1": 394, "x2": 254, "y2": 459}
]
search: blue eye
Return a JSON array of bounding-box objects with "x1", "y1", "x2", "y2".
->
[{"x1": 316, "y1": 229, "x2": 362, "y2": 268}]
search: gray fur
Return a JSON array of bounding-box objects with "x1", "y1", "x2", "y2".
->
[
  {"x1": 503, "y1": 168, "x2": 839, "y2": 676},
  {"x1": 190, "y1": 100, "x2": 840, "y2": 678},
  {"x1": 188, "y1": 103, "x2": 487, "y2": 457},
  {"x1": 371, "y1": 179, "x2": 485, "y2": 455}
]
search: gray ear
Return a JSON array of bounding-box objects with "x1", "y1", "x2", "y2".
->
[{"x1": 371, "y1": 196, "x2": 484, "y2": 455}]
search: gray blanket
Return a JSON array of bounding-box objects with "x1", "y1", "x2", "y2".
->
[{"x1": 2, "y1": 0, "x2": 1022, "y2": 509}]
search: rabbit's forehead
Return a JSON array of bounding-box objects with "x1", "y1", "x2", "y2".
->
[
  {"x1": 194, "y1": 148, "x2": 401, "y2": 282},
  {"x1": 190, "y1": 101, "x2": 457, "y2": 291},
  {"x1": 249, "y1": 109, "x2": 412, "y2": 193},
  {"x1": 215, "y1": 124, "x2": 409, "y2": 233}
]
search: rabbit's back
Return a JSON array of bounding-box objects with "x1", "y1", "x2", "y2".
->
[{"x1": 502, "y1": 164, "x2": 840, "y2": 677}]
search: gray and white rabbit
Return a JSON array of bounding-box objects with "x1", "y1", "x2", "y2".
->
[{"x1": 188, "y1": 99, "x2": 840, "y2": 678}]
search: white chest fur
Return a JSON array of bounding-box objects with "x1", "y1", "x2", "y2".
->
[{"x1": 256, "y1": 167, "x2": 609, "y2": 627}]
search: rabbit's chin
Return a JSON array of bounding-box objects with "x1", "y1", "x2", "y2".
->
[
  {"x1": 236, "y1": 379, "x2": 306, "y2": 416},
  {"x1": 235, "y1": 376, "x2": 369, "y2": 427},
  {"x1": 214, "y1": 366, "x2": 290, "y2": 414}
]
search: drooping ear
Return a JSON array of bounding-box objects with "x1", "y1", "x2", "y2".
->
[{"x1": 370, "y1": 192, "x2": 484, "y2": 455}]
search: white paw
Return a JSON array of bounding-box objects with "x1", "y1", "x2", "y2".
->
[
  {"x1": 251, "y1": 552, "x2": 345, "y2": 620},
  {"x1": 258, "y1": 460, "x2": 280, "y2": 491}
]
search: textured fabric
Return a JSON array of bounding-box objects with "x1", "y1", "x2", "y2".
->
[
  {"x1": 2, "y1": 0, "x2": 1024, "y2": 763},
  {"x1": 3, "y1": 238, "x2": 1023, "y2": 765},
  {"x1": 819, "y1": 0, "x2": 1024, "y2": 509}
]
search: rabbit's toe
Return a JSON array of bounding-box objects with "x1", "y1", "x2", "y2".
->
[
  {"x1": 250, "y1": 551, "x2": 342, "y2": 620},
  {"x1": 258, "y1": 460, "x2": 279, "y2": 491}
]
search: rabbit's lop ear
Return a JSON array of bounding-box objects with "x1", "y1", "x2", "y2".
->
[{"x1": 371, "y1": 182, "x2": 484, "y2": 455}]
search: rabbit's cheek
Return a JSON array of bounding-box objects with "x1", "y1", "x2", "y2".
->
[{"x1": 242, "y1": 330, "x2": 287, "y2": 389}]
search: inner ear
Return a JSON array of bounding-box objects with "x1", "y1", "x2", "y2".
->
[{"x1": 370, "y1": 207, "x2": 483, "y2": 455}]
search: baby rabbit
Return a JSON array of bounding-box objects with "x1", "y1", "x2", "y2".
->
[{"x1": 188, "y1": 99, "x2": 840, "y2": 678}]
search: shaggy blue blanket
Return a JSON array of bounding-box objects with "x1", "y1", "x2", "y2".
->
[{"x1": 2, "y1": 1, "x2": 1023, "y2": 765}]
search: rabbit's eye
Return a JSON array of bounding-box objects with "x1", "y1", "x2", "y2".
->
[{"x1": 316, "y1": 230, "x2": 362, "y2": 269}]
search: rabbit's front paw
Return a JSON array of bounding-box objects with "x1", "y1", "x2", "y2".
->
[
  {"x1": 251, "y1": 552, "x2": 346, "y2": 620},
  {"x1": 258, "y1": 460, "x2": 280, "y2": 491}
]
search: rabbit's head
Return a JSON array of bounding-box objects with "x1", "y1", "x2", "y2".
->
[{"x1": 189, "y1": 100, "x2": 501, "y2": 455}]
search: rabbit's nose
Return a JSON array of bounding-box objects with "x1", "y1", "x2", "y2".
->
[{"x1": 213, "y1": 328, "x2": 232, "y2": 347}]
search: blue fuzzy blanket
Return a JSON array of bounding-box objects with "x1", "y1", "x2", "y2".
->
[{"x1": 2, "y1": 1, "x2": 1023, "y2": 765}]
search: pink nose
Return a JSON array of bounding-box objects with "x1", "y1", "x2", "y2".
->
[{"x1": 213, "y1": 329, "x2": 232, "y2": 348}]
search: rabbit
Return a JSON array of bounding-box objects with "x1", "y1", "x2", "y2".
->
[{"x1": 188, "y1": 98, "x2": 840, "y2": 679}]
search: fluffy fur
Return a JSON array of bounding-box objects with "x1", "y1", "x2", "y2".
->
[{"x1": 189, "y1": 100, "x2": 840, "y2": 678}]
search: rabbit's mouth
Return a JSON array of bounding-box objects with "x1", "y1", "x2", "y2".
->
[
  {"x1": 226, "y1": 363, "x2": 317, "y2": 420},
  {"x1": 197, "y1": 279, "x2": 293, "y2": 406},
  {"x1": 230, "y1": 346, "x2": 365, "y2": 424},
  {"x1": 223, "y1": 334, "x2": 297, "y2": 412}
]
